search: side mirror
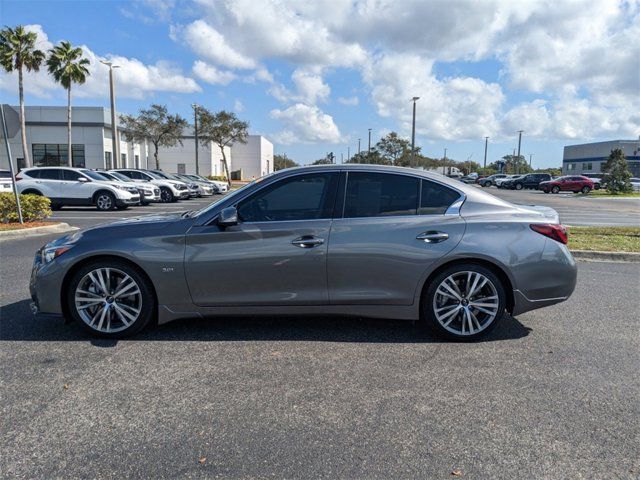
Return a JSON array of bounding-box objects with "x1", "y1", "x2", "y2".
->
[
  {"x1": 218, "y1": 206, "x2": 238, "y2": 228},
  {"x1": 78, "y1": 177, "x2": 89, "y2": 182}
]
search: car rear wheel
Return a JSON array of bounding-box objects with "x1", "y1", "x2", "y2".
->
[
  {"x1": 483, "y1": 181, "x2": 492, "y2": 187},
  {"x1": 66, "y1": 260, "x2": 156, "y2": 338},
  {"x1": 95, "y1": 192, "x2": 116, "y2": 211},
  {"x1": 515, "y1": 183, "x2": 523, "y2": 190},
  {"x1": 551, "y1": 186, "x2": 560, "y2": 194},
  {"x1": 581, "y1": 186, "x2": 591, "y2": 194},
  {"x1": 422, "y1": 264, "x2": 506, "y2": 341}
]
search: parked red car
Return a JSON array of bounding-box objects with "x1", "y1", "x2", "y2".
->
[{"x1": 539, "y1": 175, "x2": 594, "y2": 194}]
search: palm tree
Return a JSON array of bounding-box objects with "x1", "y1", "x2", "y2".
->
[
  {"x1": 47, "y1": 41, "x2": 90, "y2": 166},
  {"x1": 0, "y1": 25, "x2": 46, "y2": 168}
]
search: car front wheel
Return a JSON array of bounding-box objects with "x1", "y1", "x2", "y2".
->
[
  {"x1": 422, "y1": 264, "x2": 506, "y2": 341},
  {"x1": 160, "y1": 187, "x2": 174, "y2": 203},
  {"x1": 95, "y1": 192, "x2": 116, "y2": 211},
  {"x1": 581, "y1": 186, "x2": 591, "y2": 194},
  {"x1": 515, "y1": 183, "x2": 523, "y2": 190},
  {"x1": 551, "y1": 186, "x2": 560, "y2": 194},
  {"x1": 66, "y1": 260, "x2": 156, "y2": 338}
]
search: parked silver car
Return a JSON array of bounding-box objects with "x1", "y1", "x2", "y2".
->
[{"x1": 30, "y1": 165, "x2": 577, "y2": 340}]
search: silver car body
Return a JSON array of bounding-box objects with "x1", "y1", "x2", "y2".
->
[{"x1": 30, "y1": 165, "x2": 576, "y2": 327}]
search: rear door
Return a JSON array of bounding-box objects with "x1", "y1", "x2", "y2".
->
[
  {"x1": 327, "y1": 172, "x2": 466, "y2": 305},
  {"x1": 35, "y1": 169, "x2": 63, "y2": 199},
  {"x1": 185, "y1": 172, "x2": 339, "y2": 306}
]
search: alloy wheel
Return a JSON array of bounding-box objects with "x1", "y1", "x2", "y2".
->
[
  {"x1": 160, "y1": 188, "x2": 172, "y2": 203},
  {"x1": 96, "y1": 194, "x2": 113, "y2": 210},
  {"x1": 74, "y1": 268, "x2": 142, "y2": 333},
  {"x1": 432, "y1": 271, "x2": 500, "y2": 336}
]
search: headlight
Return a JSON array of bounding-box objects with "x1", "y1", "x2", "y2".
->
[
  {"x1": 42, "y1": 244, "x2": 73, "y2": 263},
  {"x1": 113, "y1": 184, "x2": 127, "y2": 191}
]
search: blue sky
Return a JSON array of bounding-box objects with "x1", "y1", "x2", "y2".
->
[{"x1": 2, "y1": 0, "x2": 638, "y2": 168}]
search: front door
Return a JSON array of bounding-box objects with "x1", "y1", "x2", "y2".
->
[
  {"x1": 61, "y1": 169, "x2": 92, "y2": 202},
  {"x1": 327, "y1": 172, "x2": 466, "y2": 305},
  {"x1": 185, "y1": 172, "x2": 339, "y2": 306}
]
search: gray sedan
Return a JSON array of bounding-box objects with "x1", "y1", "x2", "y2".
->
[{"x1": 30, "y1": 165, "x2": 577, "y2": 340}]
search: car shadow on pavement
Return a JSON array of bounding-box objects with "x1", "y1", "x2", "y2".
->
[{"x1": 1, "y1": 299, "x2": 531, "y2": 344}]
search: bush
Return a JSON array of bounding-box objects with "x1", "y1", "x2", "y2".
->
[
  {"x1": 206, "y1": 175, "x2": 227, "y2": 181},
  {"x1": 0, "y1": 193, "x2": 52, "y2": 223}
]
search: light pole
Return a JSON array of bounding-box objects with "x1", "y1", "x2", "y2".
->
[
  {"x1": 192, "y1": 103, "x2": 199, "y2": 175},
  {"x1": 443, "y1": 147, "x2": 448, "y2": 175},
  {"x1": 347, "y1": 146, "x2": 350, "y2": 163},
  {"x1": 411, "y1": 97, "x2": 419, "y2": 167},
  {"x1": 483, "y1": 136, "x2": 489, "y2": 169},
  {"x1": 101, "y1": 60, "x2": 120, "y2": 168},
  {"x1": 529, "y1": 154, "x2": 533, "y2": 168},
  {"x1": 358, "y1": 138, "x2": 361, "y2": 154},
  {"x1": 368, "y1": 128, "x2": 372, "y2": 152},
  {"x1": 516, "y1": 130, "x2": 524, "y2": 174}
]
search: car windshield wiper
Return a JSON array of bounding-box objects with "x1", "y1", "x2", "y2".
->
[{"x1": 180, "y1": 210, "x2": 195, "y2": 218}]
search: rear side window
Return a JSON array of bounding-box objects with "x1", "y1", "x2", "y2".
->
[
  {"x1": 238, "y1": 173, "x2": 338, "y2": 222},
  {"x1": 344, "y1": 172, "x2": 419, "y2": 218},
  {"x1": 39, "y1": 169, "x2": 61, "y2": 180},
  {"x1": 23, "y1": 169, "x2": 40, "y2": 179},
  {"x1": 118, "y1": 170, "x2": 135, "y2": 179},
  {"x1": 419, "y1": 180, "x2": 460, "y2": 215}
]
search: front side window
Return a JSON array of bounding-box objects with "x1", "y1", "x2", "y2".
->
[
  {"x1": 237, "y1": 173, "x2": 337, "y2": 222},
  {"x1": 62, "y1": 169, "x2": 84, "y2": 181},
  {"x1": 344, "y1": 172, "x2": 419, "y2": 218},
  {"x1": 419, "y1": 180, "x2": 460, "y2": 215}
]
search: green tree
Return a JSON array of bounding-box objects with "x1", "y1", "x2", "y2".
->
[
  {"x1": 376, "y1": 132, "x2": 411, "y2": 165},
  {"x1": 0, "y1": 26, "x2": 46, "y2": 167},
  {"x1": 198, "y1": 109, "x2": 249, "y2": 185},
  {"x1": 312, "y1": 152, "x2": 336, "y2": 165},
  {"x1": 46, "y1": 41, "x2": 90, "y2": 166},
  {"x1": 120, "y1": 104, "x2": 188, "y2": 170},
  {"x1": 346, "y1": 150, "x2": 388, "y2": 165},
  {"x1": 496, "y1": 155, "x2": 533, "y2": 174},
  {"x1": 274, "y1": 153, "x2": 298, "y2": 170},
  {"x1": 601, "y1": 148, "x2": 632, "y2": 194}
]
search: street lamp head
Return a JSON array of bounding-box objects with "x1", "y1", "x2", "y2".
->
[{"x1": 412, "y1": 96, "x2": 420, "y2": 102}]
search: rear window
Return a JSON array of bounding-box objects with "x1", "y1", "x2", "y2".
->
[
  {"x1": 0, "y1": 171, "x2": 11, "y2": 178},
  {"x1": 39, "y1": 169, "x2": 61, "y2": 180},
  {"x1": 345, "y1": 172, "x2": 419, "y2": 218},
  {"x1": 419, "y1": 180, "x2": 460, "y2": 215}
]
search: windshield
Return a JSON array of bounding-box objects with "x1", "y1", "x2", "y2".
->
[
  {"x1": 109, "y1": 171, "x2": 134, "y2": 182},
  {"x1": 81, "y1": 170, "x2": 111, "y2": 181},
  {"x1": 151, "y1": 171, "x2": 170, "y2": 179},
  {"x1": 144, "y1": 171, "x2": 163, "y2": 179}
]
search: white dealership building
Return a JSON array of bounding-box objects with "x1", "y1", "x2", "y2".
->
[{"x1": 0, "y1": 105, "x2": 273, "y2": 179}]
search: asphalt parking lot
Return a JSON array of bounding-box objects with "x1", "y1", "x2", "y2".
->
[{"x1": 1, "y1": 193, "x2": 639, "y2": 478}]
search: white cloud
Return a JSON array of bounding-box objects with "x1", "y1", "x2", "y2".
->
[
  {"x1": 268, "y1": 68, "x2": 330, "y2": 105},
  {"x1": 234, "y1": 99, "x2": 244, "y2": 112},
  {"x1": 178, "y1": 20, "x2": 256, "y2": 69},
  {"x1": 338, "y1": 96, "x2": 359, "y2": 106},
  {"x1": 192, "y1": 60, "x2": 236, "y2": 85},
  {"x1": 0, "y1": 24, "x2": 201, "y2": 100},
  {"x1": 270, "y1": 103, "x2": 342, "y2": 144}
]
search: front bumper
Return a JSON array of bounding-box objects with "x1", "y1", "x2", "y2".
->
[
  {"x1": 116, "y1": 195, "x2": 141, "y2": 206},
  {"x1": 30, "y1": 249, "x2": 64, "y2": 316}
]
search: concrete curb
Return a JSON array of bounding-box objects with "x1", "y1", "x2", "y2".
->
[
  {"x1": 0, "y1": 222, "x2": 78, "y2": 240},
  {"x1": 571, "y1": 250, "x2": 640, "y2": 263}
]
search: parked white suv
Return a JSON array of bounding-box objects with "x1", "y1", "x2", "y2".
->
[
  {"x1": 95, "y1": 170, "x2": 161, "y2": 205},
  {"x1": 15, "y1": 167, "x2": 140, "y2": 211},
  {"x1": 112, "y1": 169, "x2": 190, "y2": 203},
  {"x1": 0, "y1": 169, "x2": 13, "y2": 193}
]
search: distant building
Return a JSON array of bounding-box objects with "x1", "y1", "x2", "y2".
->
[
  {"x1": 563, "y1": 139, "x2": 640, "y2": 176},
  {"x1": 0, "y1": 105, "x2": 272, "y2": 179}
]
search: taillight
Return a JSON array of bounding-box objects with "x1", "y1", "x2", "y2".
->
[
  {"x1": 15, "y1": 173, "x2": 23, "y2": 181},
  {"x1": 530, "y1": 223, "x2": 568, "y2": 245}
]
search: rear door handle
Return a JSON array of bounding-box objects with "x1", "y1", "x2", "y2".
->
[
  {"x1": 291, "y1": 236, "x2": 325, "y2": 248},
  {"x1": 416, "y1": 231, "x2": 449, "y2": 243}
]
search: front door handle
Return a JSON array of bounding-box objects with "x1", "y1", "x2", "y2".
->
[
  {"x1": 416, "y1": 231, "x2": 449, "y2": 243},
  {"x1": 291, "y1": 236, "x2": 325, "y2": 248}
]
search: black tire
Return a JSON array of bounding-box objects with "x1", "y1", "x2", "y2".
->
[
  {"x1": 21, "y1": 189, "x2": 42, "y2": 196},
  {"x1": 95, "y1": 191, "x2": 116, "y2": 211},
  {"x1": 581, "y1": 186, "x2": 591, "y2": 194},
  {"x1": 515, "y1": 183, "x2": 523, "y2": 190},
  {"x1": 551, "y1": 186, "x2": 560, "y2": 194},
  {"x1": 422, "y1": 263, "x2": 506, "y2": 341},
  {"x1": 482, "y1": 181, "x2": 491, "y2": 187},
  {"x1": 543, "y1": 190, "x2": 550, "y2": 194},
  {"x1": 65, "y1": 259, "x2": 156, "y2": 338},
  {"x1": 594, "y1": 183, "x2": 600, "y2": 190},
  {"x1": 160, "y1": 187, "x2": 174, "y2": 203}
]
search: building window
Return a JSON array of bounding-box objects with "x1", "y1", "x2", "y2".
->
[
  {"x1": 134, "y1": 154, "x2": 140, "y2": 168},
  {"x1": 17, "y1": 158, "x2": 25, "y2": 170},
  {"x1": 566, "y1": 163, "x2": 575, "y2": 171},
  {"x1": 177, "y1": 163, "x2": 186, "y2": 174},
  {"x1": 32, "y1": 144, "x2": 85, "y2": 167},
  {"x1": 105, "y1": 151, "x2": 112, "y2": 169},
  {"x1": 583, "y1": 163, "x2": 592, "y2": 171},
  {"x1": 121, "y1": 153, "x2": 127, "y2": 167}
]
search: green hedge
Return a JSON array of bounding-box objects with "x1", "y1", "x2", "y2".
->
[
  {"x1": 0, "y1": 193, "x2": 52, "y2": 223},
  {"x1": 206, "y1": 175, "x2": 227, "y2": 181}
]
